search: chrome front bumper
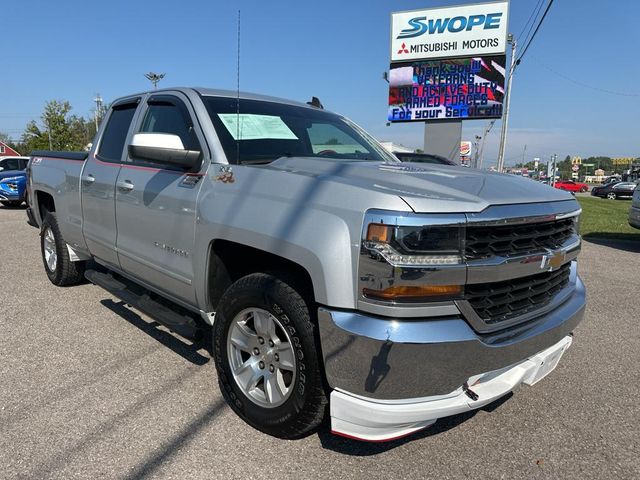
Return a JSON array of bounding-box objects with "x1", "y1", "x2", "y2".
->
[
  {"x1": 329, "y1": 335, "x2": 574, "y2": 441},
  {"x1": 318, "y1": 270, "x2": 585, "y2": 401}
]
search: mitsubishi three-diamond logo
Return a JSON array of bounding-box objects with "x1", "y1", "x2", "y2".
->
[{"x1": 397, "y1": 42, "x2": 409, "y2": 54}]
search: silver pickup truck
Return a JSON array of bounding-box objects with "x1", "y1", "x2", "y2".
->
[{"x1": 27, "y1": 87, "x2": 585, "y2": 442}]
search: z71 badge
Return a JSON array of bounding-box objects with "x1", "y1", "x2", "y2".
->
[{"x1": 215, "y1": 165, "x2": 235, "y2": 184}]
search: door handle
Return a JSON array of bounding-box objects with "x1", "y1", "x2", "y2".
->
[
  {"x1": 82, "y1": 174, "x2": 95, "y2": 184},
  {"x1": 116, "y1": 180, "x2": 135, "y2": 192}
]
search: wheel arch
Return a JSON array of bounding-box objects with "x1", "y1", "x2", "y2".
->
[
  {"x1": 34, "y1": 190, "x2": 56, "y2": 225},
  {"x1": 205, "y1": 239, "x2": 316, "y2": 313}
]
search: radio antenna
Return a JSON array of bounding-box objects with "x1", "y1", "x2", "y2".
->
[{"x1": 235, "y1": 9, "x2": 241, "y2": 165}]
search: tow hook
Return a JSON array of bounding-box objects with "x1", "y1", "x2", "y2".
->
[{"x1": 463, "y1": 382, "x2": 479, "y2": 401}]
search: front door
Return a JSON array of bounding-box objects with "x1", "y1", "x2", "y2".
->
[
  {"x1": 81, "y1": 99, "x2": 140, "y2": 267},
  {"x1": 114, "y1": 93, "x2": 207, "y2": 304}
]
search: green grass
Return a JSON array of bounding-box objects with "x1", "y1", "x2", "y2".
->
[{"x1": 577, "y1": 195, "x2": 640, "y2": 240}]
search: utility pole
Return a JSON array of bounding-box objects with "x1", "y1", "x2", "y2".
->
[
  {"x1": 496, "y1": 34, "x2": 516, "y2": 172},
  {"x1": 551, "y1": 154, "x2": 557, "y2": 186},
  {"x1": 472, "y1": 135, "x2": 481, "y2": 168},
  {"x1": 522, "y1": 144, "x2": 527, "y2": 165},
  {"x1": 93, "y1": 94, "x2": 104, "y2": 132},
  {"x1": 46, "y1": 118, "x2": 52, "y2": 150},
  {"x1": 478, "y1": 119, "x2": 495, "y2": 170}
]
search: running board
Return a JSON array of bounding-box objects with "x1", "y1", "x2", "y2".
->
[{"x1": 85, "y1": 269, "x2": 201, "y2": 340}]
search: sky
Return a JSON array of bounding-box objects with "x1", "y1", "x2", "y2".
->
[{"x1": 1, "y1": 0, "x2": 638, "y2": 166}]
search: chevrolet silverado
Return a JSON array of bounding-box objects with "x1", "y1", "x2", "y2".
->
[{"x1": 27, "y1": 87, "x2": 585, "y2": 441}]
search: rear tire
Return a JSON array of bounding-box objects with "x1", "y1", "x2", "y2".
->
[
  {"x1": 41, "y1": 212, "x2": 86, "y2": 286},
  {"x1": 213, "y1": 273, "x2": 327, "y2": 439}
]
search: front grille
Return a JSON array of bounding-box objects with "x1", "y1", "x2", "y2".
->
[
  {"x1": 465, "y1": 218, "x2": 576, "y2": 260},
  {"x1": 465, "y1": 263, "x2": 571, "y2": 325}
]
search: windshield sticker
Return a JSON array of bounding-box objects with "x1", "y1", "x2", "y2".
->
[{"x1": 218, "y1": 114, "x2": 298, "y2": 141}]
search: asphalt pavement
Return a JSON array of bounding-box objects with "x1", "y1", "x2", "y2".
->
[{"x1": 1, "y1": 205, "x2": 638, "y2": 480}]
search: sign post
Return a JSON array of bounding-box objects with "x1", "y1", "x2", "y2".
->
[{"x1": 423, "y1": 121, "x2": 462, "y2": 163}]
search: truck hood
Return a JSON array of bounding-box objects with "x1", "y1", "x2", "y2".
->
[{"x1": 264, "y1": 158, "x2": 573, "y2": 213}]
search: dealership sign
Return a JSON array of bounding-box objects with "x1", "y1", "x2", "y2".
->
[
  {"x1": 391, "y1": 1, "x2": 509, "y2": 62},
  {"x1": 387, "y1": 55, "x2": 505, "y2": 121}
]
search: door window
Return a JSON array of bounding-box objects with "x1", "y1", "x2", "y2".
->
[
  {"x1": 139, "y1": 101, "x2": 200, "y2": 152},
  {"x1": 97, "y1": 104, "x2": 138, "y2": 162}
]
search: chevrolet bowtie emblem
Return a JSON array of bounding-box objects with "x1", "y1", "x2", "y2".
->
[{"x1": 542, "y1": 251, "x2": 565, "y2": 270}]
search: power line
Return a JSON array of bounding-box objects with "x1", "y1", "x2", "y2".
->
[
  {"x1": 531, "y1": 57, "x2": 640, "y2": 97},
  {"x1": 516, "y1": 0, "x2": 555, "y2": 66},
  {"x1": 518, "y1": 0, "x2": 544, "y2": 47}
]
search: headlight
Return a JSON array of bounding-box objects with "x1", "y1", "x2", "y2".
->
[
  {"x1": 359, "y1": 211, "x2": 466, "y2": 304},
  {"x1": 0, "y1": 176, "x2": 22, "y2": 183},
  {"x1": 364, "y1": 223, "x2": 463, "y2": 266}
]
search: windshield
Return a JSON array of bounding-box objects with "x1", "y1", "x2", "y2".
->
[{"x1": 203, "y1": 96, "x2": 394, "y2": 165}]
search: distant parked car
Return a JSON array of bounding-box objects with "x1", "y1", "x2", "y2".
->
[
  {"x1": 0, "y1": 156, "x2": 29, "y2": 207},
  {"x1": 603, "y1": 176, "x2": 621, "y2": 185},
  {"x1": 629, "y1": 184, "x2": 640, "y2": 229},
  {"x1": 591, "y1": 181, "x2": 637, "y2": 200},
  {"x1": 393, "y1": 151, "x2": 457, "y2": 165},
  {"x1": 554, "y1": 180, "x2": 589, "y2": 193}
]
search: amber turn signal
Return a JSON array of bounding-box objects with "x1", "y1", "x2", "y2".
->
[
  {"x1": 366, "y1": 223, "x2": 392, "y2": 243},
  {"x1": 363, "y1": 284, "x2": 462, "y2": 301}
]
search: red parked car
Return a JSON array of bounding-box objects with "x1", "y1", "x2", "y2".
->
[{"x1": 554, "y1": 180, "x2": 589, "y2": 193}]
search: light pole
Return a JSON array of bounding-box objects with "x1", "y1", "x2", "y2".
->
[
  {"x1": 496, "y1": 34, "x2": 516, "y2": 172},
  {"x1": 93, "y1": 94, "x2": 104, "y2": 132},
  {"x1": 144, "y1": 72, "x2": 165, "y2": 89}
]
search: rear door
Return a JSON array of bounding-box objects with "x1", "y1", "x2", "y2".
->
[
  {"x1": 81, "y1": 98, "x2": 140, "y2": 267},
  {"x1": 114, "y1": 92, "x2": 207, "y2": 304}
]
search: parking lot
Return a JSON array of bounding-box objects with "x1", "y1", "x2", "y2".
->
[{"x1": 1, "y1": 205, "x2": 638, "y2": 480}]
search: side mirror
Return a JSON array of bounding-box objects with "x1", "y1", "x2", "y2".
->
[{"x1": 128, "y1": 133, "x2": 201, "y2": 170}]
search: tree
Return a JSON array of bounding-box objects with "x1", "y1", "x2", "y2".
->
[
  {"x1": 20, "y1": 120, "x2": 50, "y2": 153},
  {"x1": 557, "y1": 155, "x2": 573, "y2": 180},
  {"x1": 514, "y1": 160, "x2": 537, "y2": 170},
  {"x1": 20, "y1": 100, "x2": 93, "y2": 153}
]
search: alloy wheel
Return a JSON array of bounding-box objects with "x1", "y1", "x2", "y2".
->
[
  {"x1": 227, "y1": 307, "x2": 297, "y2": 408},
  {"x1": 43, "y1": 227, "x2": 57, "y2": 271}
]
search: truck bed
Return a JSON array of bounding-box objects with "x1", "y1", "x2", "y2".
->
[{"x1": 29, "y1": 150, "x2": 89, "y2": 250}]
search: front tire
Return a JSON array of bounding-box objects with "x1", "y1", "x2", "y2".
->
[
  {"x1": 213, "y1": 273, "x2": 327, "y2": 439},
  {"x1": 41, "y1": 212, "x2": 86, "y2": 286},
  {"x1": 606, "y1": 192, "x2": 617, "y2": 200}
]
